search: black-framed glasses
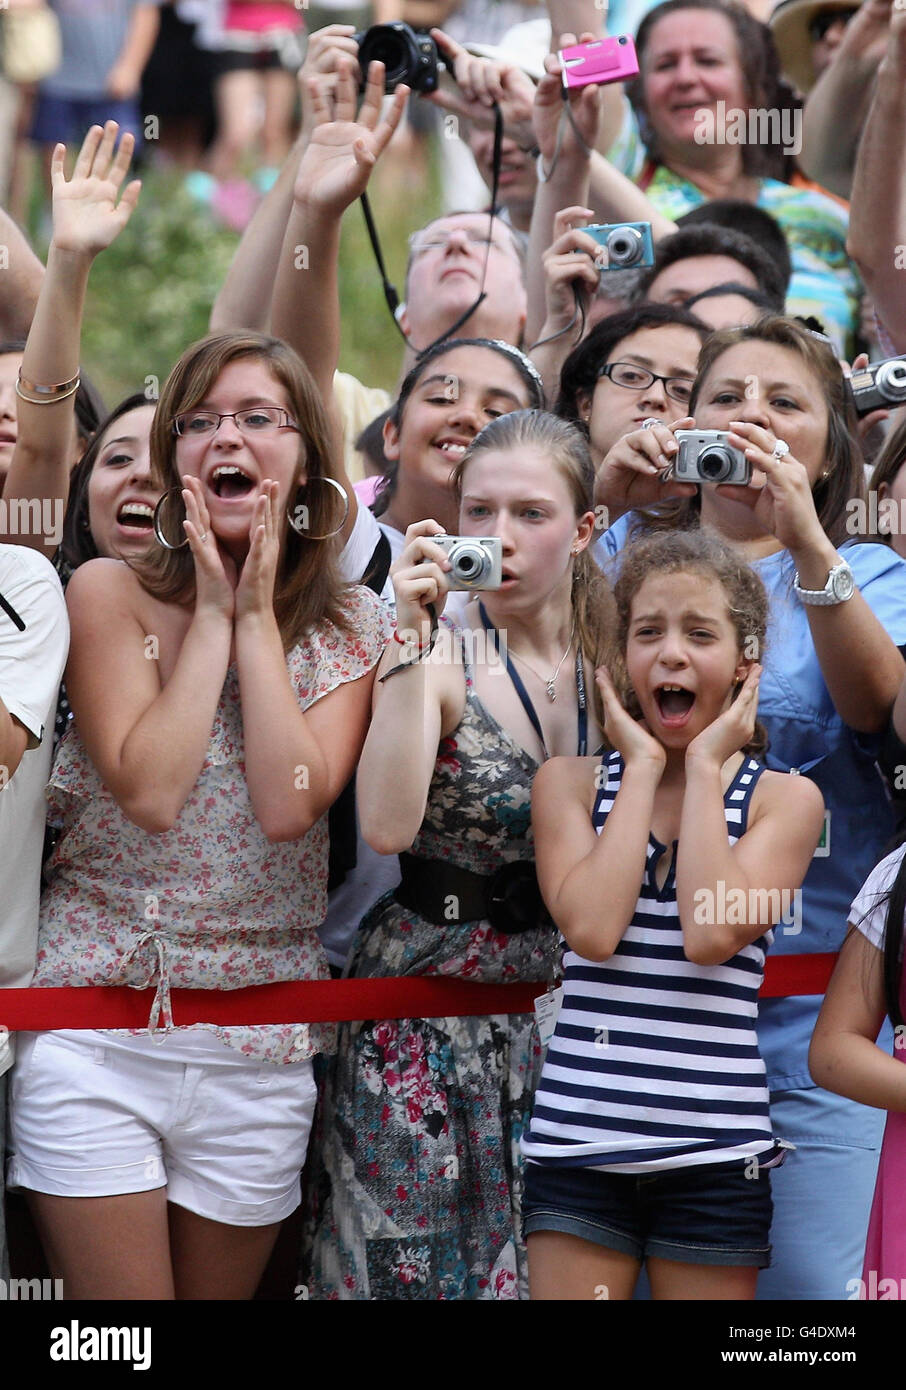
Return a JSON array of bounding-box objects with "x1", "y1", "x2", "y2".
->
[
  {"x1": 172, "y1": 407, "x2": 300, "y2": 438},
  {"x1": 597, "y1": 361, "x2": 695, "y2": 405}
]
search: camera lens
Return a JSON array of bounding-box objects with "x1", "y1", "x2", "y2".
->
[
  {"x1": 450, "y1": 542, "x2": 489, "y2": 586},
  {"x1": 361, "y1": 29, "x2": 409, "y2": 84},
  {"x1": 698, "y1": 446, "x2": 732, "y2": 482},
  {"x1": 875, "y1": 360, "x2": 906, "y2": 402},
  {"x1": 605, "y1": 226, "x2": 643, "y2": 268}
]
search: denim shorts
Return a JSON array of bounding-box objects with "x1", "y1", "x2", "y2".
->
[
  {"x1": 522, "y1": 1157, "x2": 774, "y2": 1268},
  {"x1": 31, "y1": 94, "x2": 143, "y2": 153}
]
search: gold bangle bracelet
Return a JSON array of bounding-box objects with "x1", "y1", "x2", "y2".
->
[
  {"x1": 15, "y1": 378, "x2": 80, "y2": 405},
  {"x1": 16, "y1": 368, "x2": 81, "y2": 398}
]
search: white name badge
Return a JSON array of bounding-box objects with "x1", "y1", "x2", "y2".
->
[{"x1": 534, "y1": 986, "x2": 563, "y2": 1048}]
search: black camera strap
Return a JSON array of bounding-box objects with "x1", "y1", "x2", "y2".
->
[
  {"x1": 359, "y1": 100, "x2": 504, "y2": 356},
  {"x1": 0, "y1": 588, "x2": 26, "y2": 630},
  {"x1": 477, "y1": 601, "x2": 587, "y2": 757}
]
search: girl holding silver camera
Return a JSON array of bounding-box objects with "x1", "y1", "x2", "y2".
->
[
  {"x1": 301, "y1": 409, "x2": 613, "y2": 1300},
  {"x1": 594, "y1": 314, "x2": 906, "y2": 1300}
]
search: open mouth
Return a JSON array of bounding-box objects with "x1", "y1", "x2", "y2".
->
[
  {"x1": 116, "y1": 502, "x2": 154, "y2": 531},
  {"x1": 435, "y1": 440, "x2": 468, "y2": 462},
  {"x1": 210, "y1": 464, "x2": 256, "y2": 500},
  {"x1": 654, "y1": 684, "x2": 696, "y2": 726}
]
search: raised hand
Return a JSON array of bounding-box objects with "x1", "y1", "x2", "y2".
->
[
  {"x1": 427, "y1": 29, "x2": 536, "y2": 150},
  {"x1": 533, "y1": 32, "x2": 602, "y2": 171},
  {"x1": 298, "y1": 23, "x2": 362, "y2": 133},
  {"x1": 685, "y1": 664, "x2": 761, "y2": 771},
  {"x1": 51, "y1": 122, "x2": 141, "y2": 257},
  {"x1": 538, "y1": 206, "x2": 600, "y2": 333},
  {"x1": 595, "y1": 664, "x2": 666, "y2": 774},
  {"x1": 390, "y1": 520, "x2": 453, "y2": 648},
  {"x1": 234, "y1": 481, "x2": 281, "y2": 624},
  {"x1": 594, "y1": 417, "x2": 697, "y2": 511},
  {"x1": 295, "y1": 58, "x2": 408, "y2": 216},
  {"x1": 718, "y1": 421, "x2": 827, "y2": 555}
]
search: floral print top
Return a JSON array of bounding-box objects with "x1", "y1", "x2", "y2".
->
[{"x1": 32, "y1": 584, "x2": 391, "y2": 1065}]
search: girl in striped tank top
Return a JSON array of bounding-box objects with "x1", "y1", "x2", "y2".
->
[{"x1": 522, "y1": 530, "x2": 825, "y2": 1300}]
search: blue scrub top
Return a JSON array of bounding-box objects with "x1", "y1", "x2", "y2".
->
[{"x1": 595, "y1": 518, "x2": 906, "y2": 1089}]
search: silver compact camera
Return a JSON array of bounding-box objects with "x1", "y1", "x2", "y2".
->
[
  {"x1": 672, "y1": 430, "x2": 751, "y2": 485},
  {"x1": 432, "y1": 535, "x2": 502, "y2": 590},
  {"x1": 848, "y1": 355, "x2": 906, "y2": 417}
]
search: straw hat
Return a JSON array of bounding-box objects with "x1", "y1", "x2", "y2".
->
[{"x1": 769, "y1": 0, "x2": 860, "y2": 93}]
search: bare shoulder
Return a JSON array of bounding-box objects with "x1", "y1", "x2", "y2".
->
[
  {"x1": 534, "y1": 754, "x2": 601, "y2": 813},
  {"x1": 66, "y1": 557, "x2": 143, "y2": 610},
  {"x1": 751, "y1": 767, "x2": 825, "y2": 830}
]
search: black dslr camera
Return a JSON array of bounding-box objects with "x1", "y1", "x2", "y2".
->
[
  {"x1": 848, "y1": 355, "x2": 906, "y2": 417},
  {"x1": 354, "y1": 22, "x2": 441, "y2": 93}
]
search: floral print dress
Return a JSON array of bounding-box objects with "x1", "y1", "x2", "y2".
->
[
  {"x1": 32, "y1": 585, "x2": 390, "y2": 1065},
  {"x1": 301, "y1": 635, "x2": 560, "y2": 1299}
]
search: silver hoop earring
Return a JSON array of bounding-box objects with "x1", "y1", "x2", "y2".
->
[
  {"x1": 286, "y1": 476, "x2": 349, "y2": 541},
  {"x1": 153, "y1": 488, "x2": 189, "y2": 550}
]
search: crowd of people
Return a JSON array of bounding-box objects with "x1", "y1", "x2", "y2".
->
[{"x1": 2, "y1": 0, "x2": 906, "y2": 1305}]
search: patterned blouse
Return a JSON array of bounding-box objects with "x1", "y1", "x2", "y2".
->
[{"x1": 32, "y1": 584, "x2": 391, "y2": 1065}]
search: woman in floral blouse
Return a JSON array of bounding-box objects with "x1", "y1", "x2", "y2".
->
[{"x1": 7, "y1": 330, "x2": 389, "y2": 1299}]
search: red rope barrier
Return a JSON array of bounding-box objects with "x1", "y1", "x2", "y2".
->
[{"x1": 0, "y1": 954, "x2": 838, "y2": 1030}]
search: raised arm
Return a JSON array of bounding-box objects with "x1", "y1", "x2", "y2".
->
[
  {"x1": 357, "y1": 522, "x2": 460, "y2": 854},
  {"x1": 0, "y1": 207, "x2": 44, "y2": 341},
  {"x1": 846, "y1": 4, "x2": 906, "y2": 351},
  {"x1": 270, "y1": 59, "x2": 407, "y2": 406},
  {"x1": 799, "y1": 0, "x2": 892, "y2": 200},
  {"x1": 209, "y1": 24, "x2": 362, "y2": 334},
  {"x1": 1, "y1": 124, "x2": 140, "y2": 556}
]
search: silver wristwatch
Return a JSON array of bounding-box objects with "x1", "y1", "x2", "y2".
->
[{"x1": 793, "y1": 559, "x2": 856, "y2": 606}]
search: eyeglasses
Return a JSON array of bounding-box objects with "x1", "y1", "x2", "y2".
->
[
  {"x1": 597, "y1": 361, "x2": 695, "y2": 405},
  {"x1": 172, "y1": 407, "x2": 300, "y2": 438},
  {"x1": 408, "y1": 229, "x2": 504, "y2": 257}
]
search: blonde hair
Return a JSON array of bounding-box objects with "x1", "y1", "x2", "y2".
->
[{"x1": 451, "y1": 410, "x2": 616, "y2": 720}]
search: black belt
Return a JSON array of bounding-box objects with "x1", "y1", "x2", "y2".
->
[{"x1": 394, "y1": 852, "x2": 553, "y2": 936}]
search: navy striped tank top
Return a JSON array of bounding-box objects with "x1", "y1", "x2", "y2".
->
[{"x1": 522, "y1": 750, "x2": 781, "y2": 1173}]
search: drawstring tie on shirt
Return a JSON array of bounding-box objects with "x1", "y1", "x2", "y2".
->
[{"x1": 118, "y1": 931, "x2": 174, "y2": 1041}]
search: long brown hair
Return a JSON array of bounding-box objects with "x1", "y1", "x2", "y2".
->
[
  {"x1": 633, "y1": 315, "x2": 866, "y2": 550},
  {"x1": 451, "y1": 409, "x2": 616, "y2": 722},
  {"x1": 138, "y1": 332, "x2": 350, "y2": 647},
  {"x1": 611, "y1": 529, "x2": 769, "y2": 758}
]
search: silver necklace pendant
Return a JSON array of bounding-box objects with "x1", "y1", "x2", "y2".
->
[{"x1": 546, "y1": 679, "x2": 557, "y2": 702}]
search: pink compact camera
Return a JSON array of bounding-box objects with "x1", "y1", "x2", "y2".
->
[{"x1": 558, "y1": 35, "x2": 639, "y2": 89}]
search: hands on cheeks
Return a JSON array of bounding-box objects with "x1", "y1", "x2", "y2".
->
[
  {"x1": 595, "y1": 664, "x2": 666, "y2": 775},
  {"x1": 685, "y1": 664, "x2": 762, "y2": 771},
  {"x1": 181, "y1": 477, "x2": 282, "y2": 626}
]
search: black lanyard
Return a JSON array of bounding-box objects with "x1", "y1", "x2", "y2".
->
[{"x1": 478, "y1": 602, "x2": 587, "y2": 757}]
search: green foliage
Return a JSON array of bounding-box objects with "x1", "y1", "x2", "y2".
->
[{"x1": 71, "y1": 154, "x2": 443, "y2": 412}]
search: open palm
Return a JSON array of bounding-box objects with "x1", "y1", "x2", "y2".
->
[
  {"x1": 51, "y1": 121, "x2": 141, "y2": 256},
  {"x1": 296, "y1": 59, "x2": 408, "y2": 217}
]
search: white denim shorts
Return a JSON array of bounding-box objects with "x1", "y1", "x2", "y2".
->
[{"x1": 7, "y1": 1029, "x2": 317, "y2": 1227}]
